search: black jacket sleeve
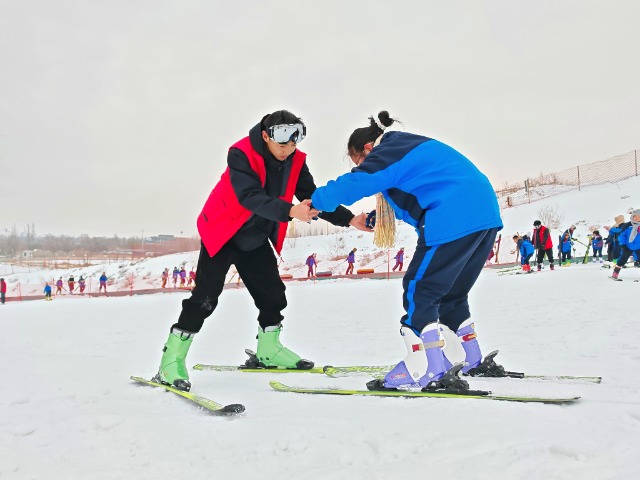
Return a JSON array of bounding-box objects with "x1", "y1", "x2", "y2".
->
[
  {"x1": 295, "y1": 163, "x2": 355, "y2": 228},
  {"x1": 227, "y1": 148, "x2": 292, "y2": 222}
]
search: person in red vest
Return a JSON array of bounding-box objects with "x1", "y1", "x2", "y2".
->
[
  {"x1": 153, "y1": 110, "x2": 369, "y2": 391},
  {"x1": 0, "y1": 278, "x2": 6, "y2": 305},
  {"x1": 532, "y1": 220, "x2": 555, "y2": 271}
]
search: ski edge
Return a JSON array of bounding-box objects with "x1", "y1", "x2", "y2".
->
[
  {"x1": 130, "y1": 376, "x2": 245, "y2": 415},
  {"x1": 322, "y1": 366, "x2": 601, "y2": 383},
  {"x1": 269, "y1": 381, "x2": 580, "y2": 405},
  {"x1": 192, "y1": 364, "x2": 325, "y2": 374},
  {"x1": 191, "y1": 364, "x2": 601, "y2": 385}
]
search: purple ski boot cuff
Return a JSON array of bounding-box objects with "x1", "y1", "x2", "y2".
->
[
  {"x1": 457, "y1": 323, "x2": 482, "y2": 373},
  {"x1": 418, "y1": 329, "x2": 446, "y2": 387}
]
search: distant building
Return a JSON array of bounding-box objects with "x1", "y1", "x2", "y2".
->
[
  {"x1": 21, "y1": 250, "x2": 34, "y2": 259},
  {"x1": 145, "y1": 235, "x2": 176, "y2": 244}
]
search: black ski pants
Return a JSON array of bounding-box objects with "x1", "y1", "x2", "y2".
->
[
  {"x1": 536, "y1": 248, "x2": 555, "y2": 266},
  {"x1": 616, "y1": 245, "x2": 639, "y2": 268},
  {"x1": 173, "y1": 242, "x2": 287, "y2": 333}
]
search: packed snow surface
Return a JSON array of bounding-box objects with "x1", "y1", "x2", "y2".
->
[
  {"x1": 2, "y1": 176, "x2": 640, "y2": 479},
  {"x1": 2, "y1": 262, "x2": 639, "y2": 479}
]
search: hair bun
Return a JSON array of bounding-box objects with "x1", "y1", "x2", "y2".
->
[{"x1": 377, "y1": 111, "x2": 393, "y2": 128}]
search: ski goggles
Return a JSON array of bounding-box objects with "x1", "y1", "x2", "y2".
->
[{"x1": 267, "y1": 123, "x2": 306, "y2": 144}]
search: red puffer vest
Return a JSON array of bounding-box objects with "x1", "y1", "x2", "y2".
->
[
  {"x1": 533, "y1": 226, "x2": 553, "y2": 249},
  {"x1": 197, "y1": 137, "x2": 306, "y2": 257}
]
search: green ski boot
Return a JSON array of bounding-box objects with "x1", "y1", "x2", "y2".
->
[
  {"x1": 153, "y1": 328, "x2": 194, "y2": 391},
  {"x1": 254, "y1": 324, "x2": 314, "y2": 370}
]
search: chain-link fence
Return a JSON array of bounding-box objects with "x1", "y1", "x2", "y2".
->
[{"x1": 496, "y1": 150, "x2": 639, "y2": 209}]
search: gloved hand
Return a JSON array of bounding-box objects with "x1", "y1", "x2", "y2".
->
[{"x1": 365, "y1": 210, "x2": 376, "y2": 229}]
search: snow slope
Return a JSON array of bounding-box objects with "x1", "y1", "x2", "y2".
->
[
  {"x1": 3, "y1": 175, "x2": 639, "y2": 297},
  {"x1": 1, "y1": 177, "x2": 640, "y2": 479},
  {"x1": 1, "y1": 264, "x2": 639, "y2": 480}
]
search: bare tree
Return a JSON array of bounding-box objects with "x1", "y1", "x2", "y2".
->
[
  {"x1": 325, "y1": 234, "x2": 346, "y2": 260},
  {"x1": 537, "y1": 204, "x2": 564, "y2": 230}
]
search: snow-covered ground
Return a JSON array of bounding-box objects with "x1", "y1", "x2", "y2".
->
[
  {"x1": 2, "y1": 262, "x2": 639, "y2": 480},
  {"x1": 2, "y1": 177, "x2": 640, "y2": 479}
]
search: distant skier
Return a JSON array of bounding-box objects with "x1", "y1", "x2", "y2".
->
[
  {"x1": 560, "y1": 232, "x2": 573, "y2": 266},
  {"x1": 55, "y1": 277, "x2": 64, "y2": 295},
  {"x1": 306, "y1": 253, "x2": 317, "y2": 277},
  {"x1": 161, "y1": 268, "x2": 169, "y2": 288},
  {"x1": 311, "y1": 110, "x2": 503, "y2": 392},
  {"x1": 172, "y1": 267, "x2": 179, "y2": 288},
  {"x1": 98, "y1": 273, "x2": 108, "y2": 293},
  {"x1": 78, "y1": 276, "x2": 86, "y2": 294},
  {"x1": 532, "y1": 220, "x2": 555, "y2": 271},
  {"x1": 558, "y1": 225, "x2": 576, "y2": 263},
  {"x1": 591, "y1": 230, "x2": 604, "y2": 263},
  {"x1": 392, "y1": 247, "x2": 404, "y2": 272},
  {"x1": 68, "y1": 275, "x2": 75, "y2": 294},
  {"x1": 513, "y1": 234, "x2": 534, "y2": 272},
  {"x1": 345, "y1": 248, "x2": 356, "y2": 275},
  {"x1": 604, "y1": 215, "x2": 625, "y2": 262},
  {"x1": 44, "y1": 283, "x2": 52, "y2": 301},
  {"x1": 0, "y1": 278, "x2": 6, "y2": 304},
  {"x1": 179, "y1": 267, "x2": 187, "y2": 287},
  {"x1": 611, "y1": 210, "x2": 640, "y2": 280},
  {"x1": 187, "y1": 268, "x2": 196, "y2": 287}
]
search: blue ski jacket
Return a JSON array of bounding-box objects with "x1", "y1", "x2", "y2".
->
[
  {"x1": 519, "y1": 239, "x2": 535, "y2": 258},
  {"x1": 311, "y1": 132, "x2": 503, "y2": 246},
  {"x1": 592, "y1": 236, "x2": 604, "y2": 249},
  {"x1": 618, "y1": 224, "x2": 640, "y2": 250}
]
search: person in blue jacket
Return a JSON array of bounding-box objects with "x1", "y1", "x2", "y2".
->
[
  {"x1": 311, "y1": 111, "x2": 504, "y2": 392},
  {"x1": 557, "y1": 225, "x2": 576, "y2": 263},
  {"x1": 611, "y1": 209, "x2": 640, "y2": 280},
  {"x1": 560, "y1": 232, "x2": 573, "y2": 266},
  {"x1": 605, "y1": 215, "x2": 625, "y2": 262},
  {"x1": 44, "y1": 282, "x2": 52, "y2": 301},
  {"x1": 513, "y1": 234, "x2": 535, "y2": 272},
  {"x1": 591, "y1": 230, "x2": 604, "y2": 263},
  {"x1": 98, "y1": 272, "x2": 108, "y2": 293}
]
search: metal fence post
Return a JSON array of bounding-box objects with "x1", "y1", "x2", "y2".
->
[
  {"x1": 635, "y1": 150, "x2": 638, "y2": 176},
  {"x1": 577, "y1": 166, "x2": 581, "y2": 191}
]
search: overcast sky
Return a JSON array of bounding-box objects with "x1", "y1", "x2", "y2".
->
[{"x1": 1, "y1": 0, "x2": 639, "y2": 237}]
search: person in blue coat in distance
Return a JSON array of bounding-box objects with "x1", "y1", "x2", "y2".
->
[
  {"x1": 611, "y1": 209, "x2": 640, "y2": 280},
  {"x1": 513, "y1": 234, "x2": 535, "y2": 272},
  {"x1": 311, "y1": 111, "x2": 504, "y2": 392}
]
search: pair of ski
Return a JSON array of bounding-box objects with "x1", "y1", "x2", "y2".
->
[
  {"x1": 192, "y1": 353, "x2": 594, "y2": 405},
  {"x1": 193, "y1": 362, "x2": 601, "y2": 384},
  {"x1": 132, "y1": 351, "x2": 593, "y2": 411}
]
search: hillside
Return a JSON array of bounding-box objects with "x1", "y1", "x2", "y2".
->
[{"x1": 1, "y1": 174, "x2": 638, "y2": 297}]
